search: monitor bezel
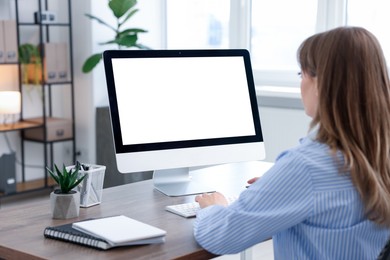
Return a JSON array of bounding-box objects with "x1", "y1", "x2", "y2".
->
[{"x1": 103, "y1": 49, "x2": 263, "y2": 155}]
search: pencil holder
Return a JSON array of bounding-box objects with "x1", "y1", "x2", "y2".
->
[{"x1": 67, "y1": 163, "x2": 106, "y2": 207}]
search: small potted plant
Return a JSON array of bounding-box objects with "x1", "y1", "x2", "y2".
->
[
  {"x1": 47, "y1": 162, "x2": 86, "y2": 219},
  {"x1": 18, "y1": 43, "x2": 42, "y2": 85}
]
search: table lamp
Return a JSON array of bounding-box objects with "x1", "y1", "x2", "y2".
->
[{"x1": 0, "y1": 91, "x2": 21, "y2": 125}]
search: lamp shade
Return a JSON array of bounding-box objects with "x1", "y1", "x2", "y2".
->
[{"x1": 0, "y1": 91, "x2": 21, "y2": 114}]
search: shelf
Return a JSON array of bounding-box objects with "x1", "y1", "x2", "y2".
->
[
  {"x1": 18, "y1": 22, "x2": 70, "y2": 27},
  {"x1": 0, "y1": 62, "x2": 18, "y2": 65},
  {"x1": 21, "y1": 81, "x2": 73, "y2": 86},
  {"x1": 0, "y1": 0, "x2": 75, "y2": 199},
  {"x1": 16, "y1": 177, "x2": 57, "y2": 193},
  {"x1": 45, "y1": 80, "x2": 73, "y2": 85},
  {"x1": 0, "y1": 178, "x2": 56, "y2": 197},
  {"x1": 0, "y1": 120, "x2": 42, "y2": 132},
  {"x1": 23, "y1": 137, "x2": 74, "y2": 143}
]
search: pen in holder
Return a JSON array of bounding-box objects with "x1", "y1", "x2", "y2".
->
[{"x1": 67, "y1": 163, "x2": 106, "y2": 207}]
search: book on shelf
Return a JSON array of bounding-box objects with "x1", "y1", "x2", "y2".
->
[{"x1": 43, "y1": 215, "x2": 167, "y2": 250}]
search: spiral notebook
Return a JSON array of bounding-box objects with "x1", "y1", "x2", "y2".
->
[{"x1": 44, "y1": 215, "x2": 166, "y2": 250}]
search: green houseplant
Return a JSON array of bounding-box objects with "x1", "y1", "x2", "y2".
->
[
  {"x1": 82, "y1": 0, "x2": 149, "y2": 73},
  {"x1": 18, "y1": 43, "x2": 42, "y2": 85},
  {"x1": 47, "y1": 163, "x2": 86, "y2": 193},
  {"x1": 47, "y1": 163, "x2": 86, "y2": 219}
]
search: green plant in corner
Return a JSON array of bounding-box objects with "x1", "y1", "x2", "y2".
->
[
  {"x1": 18, "y1": 43, "x2": 42, "y2": 85},
  {"x1": 82, "y1": 0, "x2": 149, "y2": 73},
  {"x1": 46, "y1": 163, "x2": 86, "y2": 194}
]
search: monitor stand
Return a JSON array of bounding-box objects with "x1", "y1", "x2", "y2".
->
[{"x1": 153, "y1": 168, "x2": 215, "y2": 197}]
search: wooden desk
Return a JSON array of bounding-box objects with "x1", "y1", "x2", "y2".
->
[{"x1": 0, "y1": 161, "x2": 273, "y2": 260}]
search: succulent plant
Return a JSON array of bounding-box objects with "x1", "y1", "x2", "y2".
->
[{"x1": 46, "y1": 163, "x2": 86, "y2": 194}]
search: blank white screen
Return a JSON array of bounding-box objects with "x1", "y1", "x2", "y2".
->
[{"x1": 112, "y1": 56, "x2": 256, "y2": 145}]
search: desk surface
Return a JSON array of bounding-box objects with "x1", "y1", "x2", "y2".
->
[{"x1": 0, "y1": 161, "x2": 273, "y2": 260}]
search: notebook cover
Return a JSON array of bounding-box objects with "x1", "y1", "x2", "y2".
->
[
  {"x1": 71, "y1": 215, "x2": 166, "y2": 246},
  {"x1": 44, "y1": 221, "x2": 110, "y2": 250}
]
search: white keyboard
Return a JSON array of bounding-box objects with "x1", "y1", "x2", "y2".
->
[{"x1": 166, "y1": 196, "x2": 238, "y2": 218}]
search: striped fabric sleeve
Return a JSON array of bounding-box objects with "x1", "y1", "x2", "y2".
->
[{"x1": 194, "y1": 150, "x2": 314, "y2": 255}]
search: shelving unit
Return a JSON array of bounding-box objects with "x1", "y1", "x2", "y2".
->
[{"x1": 0, "y1": 0, "x2": 76, "y2": 197}]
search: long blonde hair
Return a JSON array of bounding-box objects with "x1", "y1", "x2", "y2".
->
[{"x1": 298, "y1": 27, "x2": 390, "y2": 226}]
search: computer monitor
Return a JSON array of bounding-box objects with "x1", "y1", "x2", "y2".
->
[{"x1": 103, "y1": 49, "x2": 265, "y2": 196}]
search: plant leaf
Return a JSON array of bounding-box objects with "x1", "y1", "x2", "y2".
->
[
  {"x1": 85, "y1": 13, "x2": 117, "y2": 32},
  {"x1": 109, "y1": 0, "x2": 137, "y2": 19},
  {"x1": 55, "y1": 164, "x2": 64, "y2": 181},
  {"x1": 46, "y1": 166, "x2": 59, "y2": 184},
  {"x1": 119, "y1": 9, "x2": 138, "y2": 27},
  {"x1": 118, "y1": 28, "x2": 147, "y2": 37},
  {"x1": 67, "y1": 165, "x2": 86, "y2": 191},
  {"x1": 68, "y1": 168, "x2": 78, "y2": 188},
  {"x1": 18, "y1": 44, "x2": 40, "y2": 64},
  {"x1": 115, "y1": 34, "x2": 138, "y2": 47},
  {"x1": 134, "y1": 43, "x2": 152, "y2": 50},
  {"x1": 99, "y1": 40, "x2": 117, "y2": 45},
  {"x1": 62, "y1": 164, "x2": 70, "y2": 191},
  {"x1": 69, "y1": 175, "x2": 86, "y2": 191},
  {"x1": 100, "y1": 34, "x2": 138, "y2": 47},
  {"x1": 82, "y1": 53, "x2": 103, "y2": 73}
]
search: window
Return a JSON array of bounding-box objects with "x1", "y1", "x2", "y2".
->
[
  {"x1": 346, "y1": 0, "x2": 390, "y2": 62},
  {"x1": 164, "y1": 0, "x2": 389, "y2": 88},
  {"x1": 166, "y1": 0, "x2": 230, "y2": 49},
  {"x1": 165, "y1": 0, "x2": 318, "y2": 87},
  {"x1": 251, "y1": 1, "x2": 317, "y2": 71}
]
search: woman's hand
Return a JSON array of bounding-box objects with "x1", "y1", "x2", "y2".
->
[{"x1": 195, "y1": 192, "x2": 228, "y2": 209}]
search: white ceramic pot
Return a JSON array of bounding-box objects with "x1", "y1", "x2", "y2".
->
[{"x1": 50, "y1": 190, "x2": 80, "y2": 219}]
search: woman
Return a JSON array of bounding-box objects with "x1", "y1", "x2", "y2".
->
[{"x1": 193, "y1": 27, "x2": 390, "y2": 259}]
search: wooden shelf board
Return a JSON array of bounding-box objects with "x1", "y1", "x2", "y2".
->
[
  {"x1": 16, "y1": 178, "x2": 57, "y2": 193},
  {"x1": 0, "y1": 121, "x2": 42, "y2": 132}
]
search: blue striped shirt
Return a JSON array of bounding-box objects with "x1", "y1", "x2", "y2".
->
[{"x1": 194, "y1": 133, "x2": 390, "y2": 259}]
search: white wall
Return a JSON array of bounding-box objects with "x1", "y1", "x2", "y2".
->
[{"x1": 70, "y1": 0, "x2": 93, "y2": 164}]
